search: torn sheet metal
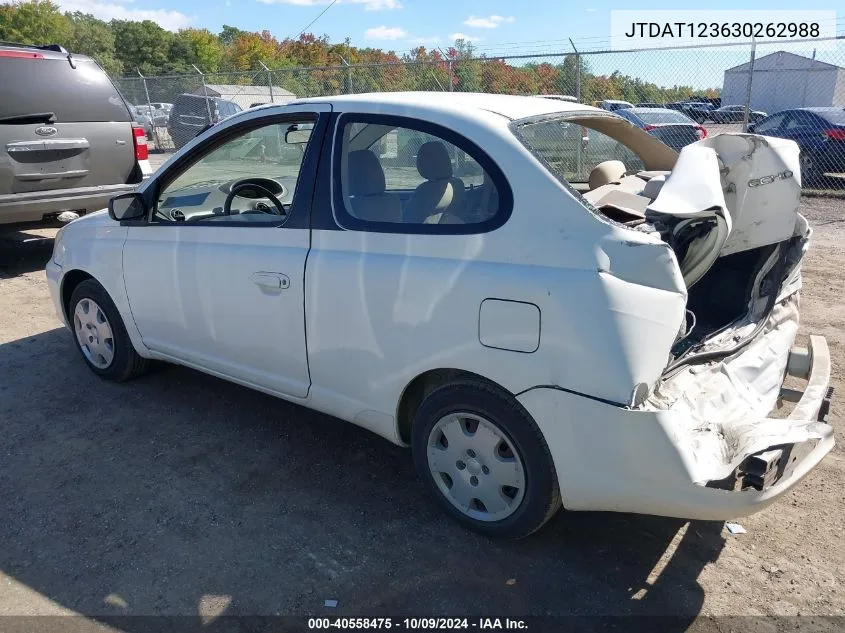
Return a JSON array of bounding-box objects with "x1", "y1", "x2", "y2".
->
[{"x1": 643, "y1": 296, "x2": 828, "y2": 485}]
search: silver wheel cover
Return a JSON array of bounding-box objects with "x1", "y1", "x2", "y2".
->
[
  {"x1": 427, "y1": 412, "x2": 526, "y2": 522},
  {"x1": 73, "y1": 298, "x2": 115, "y2": 369}
]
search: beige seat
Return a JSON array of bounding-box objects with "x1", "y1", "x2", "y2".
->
[
  {"x1": 347, "y1": 150, "x2": 402, "y2": 223},
  {"x1": 588, "y1": 160, "x2": 627, "y2": 191},
  {"x1": 404, "y1": 141, "x2": 466, "y2": 224}
]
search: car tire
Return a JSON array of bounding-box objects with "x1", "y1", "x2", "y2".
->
[
  {"x1": 69, "y1": 279, "x2": 149, "y2": 382},
  {"x1": 800, "y1": 151, "x2": 822, "y2": 187},
  {"x1": 411, "y1": 380, "x2": 561, "y2": 539}
]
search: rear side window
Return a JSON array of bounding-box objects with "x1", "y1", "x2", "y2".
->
[
  {"x1": 516, "y1": 118, "x2": 645, "y2": 183},
  {"x1": 333, "y1": 114, "x2": 512, "y2": 234},
  {"x1": 0, "y1": 57, "x2": 130, "y2": 123}
]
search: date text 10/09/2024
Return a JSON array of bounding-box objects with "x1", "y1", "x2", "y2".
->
[{"x1": 307, "y1": 618, "x2": 529, "y2": 630}]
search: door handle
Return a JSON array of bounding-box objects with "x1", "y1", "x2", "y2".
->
[{"x1": 251, "y1": 272, "x2": 289, "y2": 290}]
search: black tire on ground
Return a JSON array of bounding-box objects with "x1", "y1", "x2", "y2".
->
[
  {"x1": 411, "y1": 380, "x2": 561, "y2": 539},
  {"x1": 800, "y1": 151, "x2": 822, "y2": 187},
  {"x1": 68, "y1": 279, "x2": 150, "y2": 382}
]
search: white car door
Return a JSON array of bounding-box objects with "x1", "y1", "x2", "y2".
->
[{"x1": 122, "y1": 106, "x2": 330, "y2": 398}]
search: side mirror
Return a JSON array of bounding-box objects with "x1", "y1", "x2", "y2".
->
[
  {"x1": 285, "y1": 124, "x2": 313, "y2": 145},
  {"x1": 109, "y1": 192, "x2": 147, "y2": 221}
]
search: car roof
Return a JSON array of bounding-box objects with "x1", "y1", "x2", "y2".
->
[
  {"x1": 0, "y1": 42, "x2": 93, "y2": 62},
  {"x1": 289, "y1": 91, "x2": 602, "y2": 121},
  {"x1": 797, "y1": 107, "x2": 845, "y2": 113},
  {"x1": 627, "y1": 107, "x2": 680, "y2": 115}
]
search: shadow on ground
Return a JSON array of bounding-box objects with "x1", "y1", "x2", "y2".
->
[
  {"x1": 0, "y1": 230, "x2": 54, "y2": 276},
  {"x1": 0, "y1": 320, "x2": 728, "y2": 632}
]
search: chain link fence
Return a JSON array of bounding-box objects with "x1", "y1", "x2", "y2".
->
[{"x1": 112, "y1": 36, "x2": 845, "y2": 192}]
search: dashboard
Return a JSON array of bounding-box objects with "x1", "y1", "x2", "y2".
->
[{"x1": 156, "y1": 177, "x2": 296, "y2": 223}]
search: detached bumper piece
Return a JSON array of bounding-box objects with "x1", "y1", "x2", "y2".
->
[{"x1": 738, "y1": 336, "x2": 834, "y2": 493}]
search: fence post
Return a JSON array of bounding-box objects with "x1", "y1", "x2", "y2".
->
[
  {"x1": 193, "y1": 64, "x2": 213, "y2": 122},
  {"x1": 137, "y1": 70, "x2": 162, "y2": 153},
  {"x1": 742, "y1": 38, "x2": 756, "y2": 130},
  {"x1": 569, "y1": 38, "x2": 581, "y2": 102},
  {"x1": 259, "y1": 61, "x2": 274, "y2": 104},
  {"x1": 569, "y1": 39, "x2": 583, "y2": 177}
]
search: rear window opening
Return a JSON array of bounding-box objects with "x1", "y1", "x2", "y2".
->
[{"x1": 0, "y1": 57, "x2": 131, "y2": 123}]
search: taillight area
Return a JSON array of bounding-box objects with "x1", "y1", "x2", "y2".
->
[
  {"x1": 0, "y1": 50, "x2": 43, "y2": 59},
  {"x1": 643, "y1": 124, "x2": 657, "y2": 131},
  {"x1": 695, "y1": 125, "x2": 708, "y2": 139},
  {"x1": 823, "y1": 128, "x2": 845, "y2": 141},
  {"x1": 131, "y1": 124, "x2": 149, "y2": 161}
]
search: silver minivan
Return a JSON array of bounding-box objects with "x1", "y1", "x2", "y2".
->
[{"x1": 0, "y1": 43, "x2": 152, "y2": 228}]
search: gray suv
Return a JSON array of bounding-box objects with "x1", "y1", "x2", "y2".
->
[{"x1": 0, "y1": 43, "x2": 152, "y2": 228}]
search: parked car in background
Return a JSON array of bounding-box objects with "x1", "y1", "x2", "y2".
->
[
  {"x1": 47, "y1": 92, "x2": 833, "y2": 539},
  {"x1": 710, "y1": 104, "x2": 767, "y2": 124},
  {"x1": 134, "y1": 104, "x2": 168, "y2": 127},
  {"x1": 614, "y1": 107, "x2": 707, "y2": 151},
  {"x1": 130, "y1": 107, "x2": 153, "y2": 140},
  {"x1": 635, "y1": 102, "x2": 663, "y2": 108},
  {"x1": 0, "y1": 42, "x2": 151, "y2": 228},
  {"x1": 599, "y1": 99, "x2": 633, "y2": 111},
  {"x1": 167, "y1": 93, "x2": 243, "y2": 150},
  {"x1": 747, "y1": 107, "x2": 845, "y2": 184},
  {"x1": 665, "y1": 102, "x2": 715, "y2": 123}
]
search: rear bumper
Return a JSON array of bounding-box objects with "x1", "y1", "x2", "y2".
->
[
  {"x1": 0, "y1": 183, "x2": 140, "y2": 226},
  {"x1": 518, "y1": 335, "x2": 834, "y2": 521}
]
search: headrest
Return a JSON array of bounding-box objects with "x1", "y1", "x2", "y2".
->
[
  {"x1": 416, "y1": 141, "x2": 453, "y2": 181},
  {"x1": 348, "y1": 150, "x2": 386, "y2": 196},
  {"x1": 588, "y1": 160, "x2": 627, "y2": 191}
]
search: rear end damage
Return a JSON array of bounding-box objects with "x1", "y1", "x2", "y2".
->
[{"x1": 519, "y1": 125, "x2": 834, "y2": 517}]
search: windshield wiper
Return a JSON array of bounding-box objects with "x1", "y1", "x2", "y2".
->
[{"x1": 0, "y1": 112, "x2": 57, "y2": 125}]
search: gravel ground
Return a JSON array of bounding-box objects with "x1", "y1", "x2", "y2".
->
[{"x1": 0, "y1": 196, "x2": 843, "y2": 629}]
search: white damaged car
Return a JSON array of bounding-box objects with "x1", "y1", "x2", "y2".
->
[{"x1": 46, "y1": 93, "x2": 834, "y2": 538}]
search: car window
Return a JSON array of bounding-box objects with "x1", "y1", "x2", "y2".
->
[
  {"x1": 517, "y1": 119, "x2": 645, "y2": 183},
  {"x1": 785, "y1": 112, "x2": 813, "y2": 130},
  {"x1": 819, "y1": 110, "x2": 845, "y2": 126},
  {"x1": 754, "y1": 112, "x2": 787, "y2": 132},
  {"x1": 0, "y1": 57, "x2": 130, "y2": 123},
  {"x1": 637, "y1": 110, "x2": 694, "y2": 125},
  {"x1": 153, "y1": 118, "x2": 315, "y2": 226},
  {"x1": 336, "y1": 117, "x2": 508, "y2": 231}
]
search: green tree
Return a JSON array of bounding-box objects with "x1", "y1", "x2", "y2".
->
[
  {"x1": 110, "y1": 19, "x2": 175, "y2": 74},
  {"x1": 0, "y1": 0, "x2": 70, "y2": 45},
  {"x1": 169, "y1": 28, "x2": 223, "y2": 73},
  {"x1": 218, "y1": 24, "x2": 245, "y2": 46},
  {"x1": 66, "y1": 12, "x2": 122, "y2": 75}
]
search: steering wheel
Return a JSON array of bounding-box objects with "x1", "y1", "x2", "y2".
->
[{"x1": 223, "y1": 180, "x2": 286, "y2": 217}]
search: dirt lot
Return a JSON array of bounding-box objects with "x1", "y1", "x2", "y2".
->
[{"x1": 0, "y1": 195, "x2": 843, "y2": 628}]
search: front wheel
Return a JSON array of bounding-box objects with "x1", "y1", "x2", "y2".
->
[
  {"x1": 69, "y1": 279, "x2": 149, "y2": 381},
  {"x1": 411, "y1": 380, "x2": 561, "y2": 539}
]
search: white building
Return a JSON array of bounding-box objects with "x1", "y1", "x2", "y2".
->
[
  {"x1": 199, "y1": 84, "x2": 297, "y2": 110},
  {"x1": 722, "y1": 51, "x2": 845, "y2": 113}
]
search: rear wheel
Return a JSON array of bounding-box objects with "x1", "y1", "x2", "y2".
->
[
  {"x1": 411, "y1": 380, "x2": 561, "y2": 539},
  {"x1": 69, "y1": 279, "x2": 149, "y2": 381}
]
